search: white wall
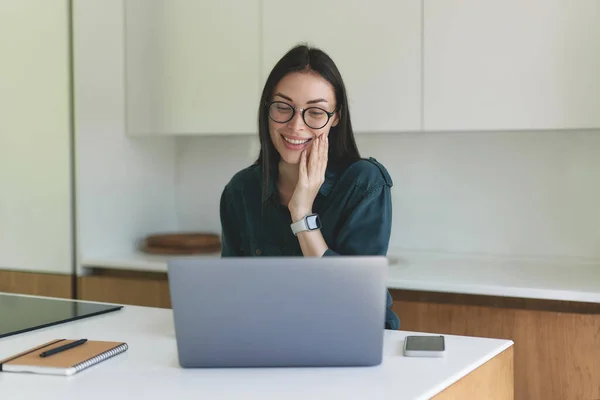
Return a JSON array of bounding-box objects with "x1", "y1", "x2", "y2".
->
[
  {"x1": 73, "y1": 0, "x2": 178, "y2": 267},
  {"x1": 175, "y1": 130, "x2": 600, "y2": 260},
  {"x1": 0, "y1": 1, "x2": 73, "y2": 274},
  {"x1": 176, "y1": 135, "x2": 260, "y2": 233}
]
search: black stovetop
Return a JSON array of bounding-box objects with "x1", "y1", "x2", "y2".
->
[{"x1": 0, "y1": 293, "x2": 123, "y2": 339}]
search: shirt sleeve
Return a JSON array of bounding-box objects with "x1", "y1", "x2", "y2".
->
[
  {"x1": 322, "y1": 182, "x2": 392, "y2": 257},
  {"x1": 322, "y1": 182, "x2": 400, "y2": 330},
  {"x1": 219, "y1": 185, "x2": 242, "y2": 257}
]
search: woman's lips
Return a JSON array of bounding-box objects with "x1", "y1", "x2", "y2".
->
[{"x1": 281, "y1": 134, "x2": 312, "y2": 151}]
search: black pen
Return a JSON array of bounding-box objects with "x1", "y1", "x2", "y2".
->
[{"x1": 39, "y1": 339, "x2": 88, "y2": 358}]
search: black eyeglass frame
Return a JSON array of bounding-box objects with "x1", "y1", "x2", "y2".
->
[{"x1": 265, "y1": 100, "x2": 340, "y2": 130}]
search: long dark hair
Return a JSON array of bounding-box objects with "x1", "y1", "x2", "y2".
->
[{"x1": 255, "y1": 44, "x2": 361, "y2": 199}]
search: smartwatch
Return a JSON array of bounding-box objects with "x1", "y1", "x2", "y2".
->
[{"x1": 290, "y1": 213, "x2": 321, "y2": 236}]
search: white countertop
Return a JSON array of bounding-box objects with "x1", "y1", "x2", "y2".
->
[
  {"x1": 0, "y1": 294, "x2": 512, "y2": 400},
  {"x1": 81, "y1": 250, "x2": 600, "y2": 303},
  {"x1": 387, "y1": 251, "x2": 600, "y2": 303}
]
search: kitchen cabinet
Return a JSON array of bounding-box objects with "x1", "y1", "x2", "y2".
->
[
  {"x1": 392, "y1": 289, "x2": 600, "y2": 400},
  {"x1": 125, "y1": 0, "x2": 421, "y2": 135},
  {"x1": 0, "y1": 0, "x2": 73, "y2": 275},
  {"x1": 121, "y1": 0, "x2": 600, "y2": 135},
  {"x1": 124, "y1": 0, "x2": 261, "y2": 135},
  {"x1": 78, "y1": 270, "x2": 171, "y2": 309},
  {"x1": 0, "y1": 271, "x2": 72, "y2": 299},
  {"x1": 423, "y1": 0, "x2": 600, "y2": 131},
  {"x1": 261, "y1": 0, "x2": 422, "y2": 133}
]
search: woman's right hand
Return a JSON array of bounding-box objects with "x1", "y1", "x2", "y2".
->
[{"x1": 288, "y1": 135, "x2": 329, "y2": 222}]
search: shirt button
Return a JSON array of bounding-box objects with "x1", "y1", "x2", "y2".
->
[{"x1": 255, "y1": 248, "x2": 262, "y2": 255}]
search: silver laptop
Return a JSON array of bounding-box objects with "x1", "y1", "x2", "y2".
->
[{"x1": 167, "y1": 256, "x2": 388, "y2": 368}]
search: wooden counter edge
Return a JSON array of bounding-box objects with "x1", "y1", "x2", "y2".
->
[{"x1": 432, "y1": 346, "x2": 514, "y2": 400}]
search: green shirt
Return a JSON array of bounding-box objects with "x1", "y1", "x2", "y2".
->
[{"x1": 219, "y1": 157, "x2": 400, "y2": 330}]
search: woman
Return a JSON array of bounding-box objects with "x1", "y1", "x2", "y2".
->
[{"x1": 219, "y1": 44, "x2": 400, "y2": 330}]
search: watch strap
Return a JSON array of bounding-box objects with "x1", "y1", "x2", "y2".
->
[{"x1": 290, "y1": 217, "x2": 309, "y2": 236}]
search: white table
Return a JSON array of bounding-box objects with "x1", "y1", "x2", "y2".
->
[{"x1": 0, "y1": 295, "x2": 513, "y2": 400}]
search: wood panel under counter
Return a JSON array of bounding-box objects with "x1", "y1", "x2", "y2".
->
[
  {"x1": 78, "y1": 268, "x2": 170, "y2": 308},
  {"x1": 0, "y1": 270, "x2": 72, "y2": 299},
  {"x1": 391, "y1": 289, "x2": 600, "y2": 400},
  {"x1": 433, "y1": 346, "x2": 514, "y2": 400}
]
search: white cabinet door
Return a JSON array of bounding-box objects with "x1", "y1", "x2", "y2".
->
[
  {"x1": 424, "y1": 0, "x2": 600, "y2": 131},
  {"x1": 262, "y1": 0, "x2": 422, "y2": 133},
  {"x1": 125, "y1": 0, "x2": 261, "y2": 135},
  {"x1": 0, "y1": 0, "x2": 73, "y2": 274}
]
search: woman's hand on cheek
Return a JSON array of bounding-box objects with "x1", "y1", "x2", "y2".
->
[{"x1": 288, "y1": 135, "x2": 328, "y2": 221}]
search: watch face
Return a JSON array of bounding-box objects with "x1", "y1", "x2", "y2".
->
[{"x1": 306, "y1": 214, "x2": 321, "y2": 230}]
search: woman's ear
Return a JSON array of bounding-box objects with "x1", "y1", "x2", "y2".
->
[{"x1": 331, "y1": 110, "x2": 340, "y2": 127}]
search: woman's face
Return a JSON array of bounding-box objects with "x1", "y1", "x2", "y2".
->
[{"x1": 267, "y1": 71, "x2": 339, "y2": 165}]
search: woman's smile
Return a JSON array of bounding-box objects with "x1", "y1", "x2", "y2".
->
[{"x1": 280, "y1": 134, "x2": 313, "y2": 151}]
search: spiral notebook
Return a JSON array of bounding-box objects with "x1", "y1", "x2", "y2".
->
[{"x1": 0, "y1": 339, "x2": 128, "y2": 376}]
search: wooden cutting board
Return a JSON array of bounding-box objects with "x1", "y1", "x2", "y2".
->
[{"x1": 141, "y1": 232, "x2": 221, "y2": 255}]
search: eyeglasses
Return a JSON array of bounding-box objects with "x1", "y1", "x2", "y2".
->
[{"x1": 267, "y1": 101, "x2": 338, "y2": 130}]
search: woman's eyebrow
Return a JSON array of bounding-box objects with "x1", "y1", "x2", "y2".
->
[
  {"x1": 274, "y1": 92, "x2": 328, "y2": 105},
  {"x1": 274, "y1": 92, "x2": 293, "y2": 102}
]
